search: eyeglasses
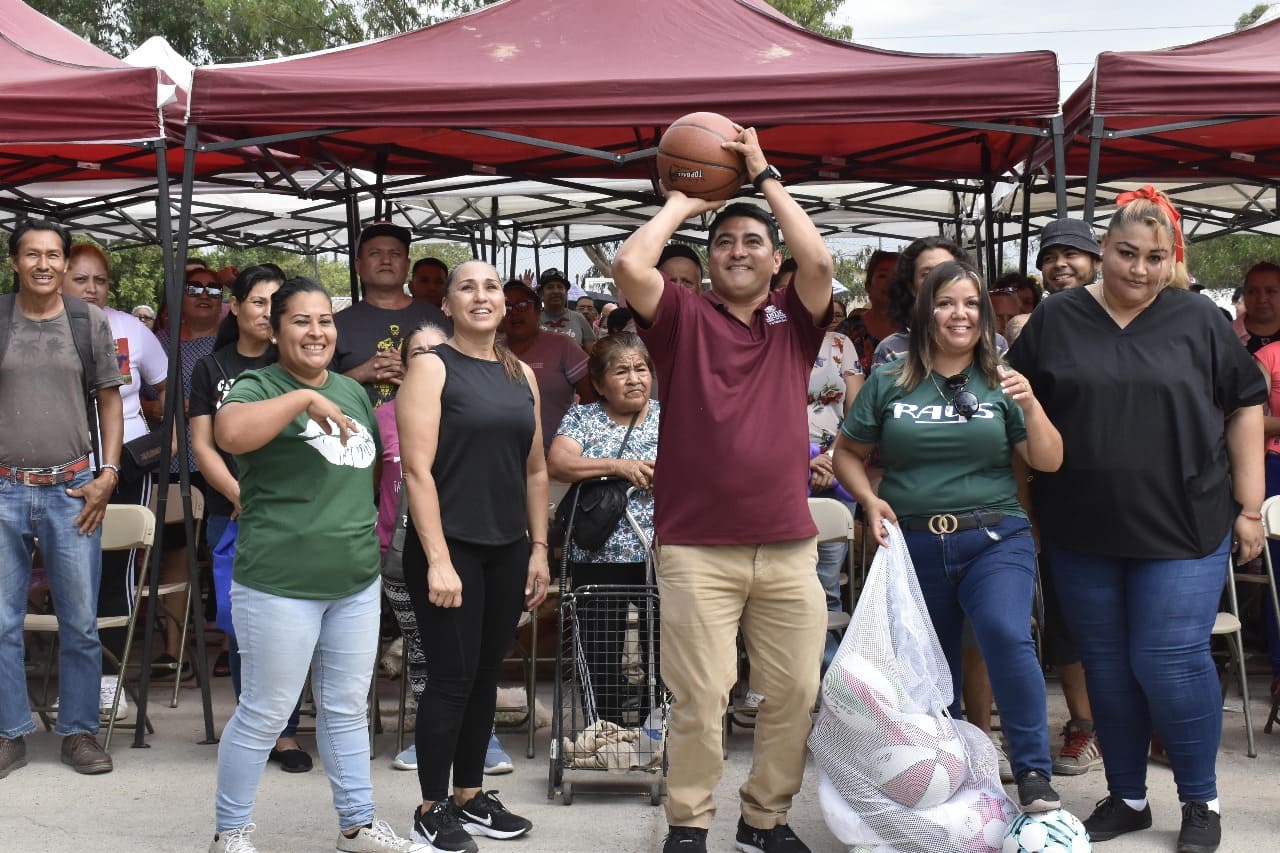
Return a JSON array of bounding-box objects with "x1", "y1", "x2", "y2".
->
[
  {"x1": 185, "y1": 283, "x2": 222, "y2": 298},
  {"x1": 506, "y1": 300, "x2": 535, "y2": 312},
  {"x1": 945, "y1": 373, "x2": 980, "y2": 420}
]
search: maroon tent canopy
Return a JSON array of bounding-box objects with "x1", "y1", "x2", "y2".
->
[
  {"x1": 187, "y1": 0, "x2": 1060, "y2": 184},
  {"x1": 0, "y1": 0, "x2": 166, "y2": 184},
  {"x1": 1060, "y1": 18, "x2": 1280, "y2": 185}
]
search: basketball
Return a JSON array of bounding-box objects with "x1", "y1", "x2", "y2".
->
[{"x1": 656, "y1": 112, "x2": 747, "y2": 201}]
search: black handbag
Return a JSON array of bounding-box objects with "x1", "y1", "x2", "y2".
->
[
  {"x1": 556, "y1": 411, "x2": 640, "y2": 552},
  {"x1": 119, "y1": 429, "x2": 166, "y2": 483}
]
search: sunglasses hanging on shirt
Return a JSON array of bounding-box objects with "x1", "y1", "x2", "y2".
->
[{"x1": 930, "y1": 372, "x2": 980, "y2": 421}]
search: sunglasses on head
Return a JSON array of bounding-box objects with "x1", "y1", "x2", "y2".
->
[
  {"x1": 945, "y1": 373, "x2": 980, "y2": 420},
  {"x1": 185, "y1": 283, "x2": 222, "y2": 298}
]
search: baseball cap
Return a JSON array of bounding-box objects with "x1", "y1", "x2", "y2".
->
[
  {"x1": 356, "y1": 221, "x2": 411, "y2": 254},
  {"x1": 538, "y1": 268, "x2": 571, "y2": 289},
  {"x1": 1036, "y1": 219, "x2": 1102, "y2": 267},
  {"x1": 503, "y1": 280, "x2": 541, "y2": 307}
]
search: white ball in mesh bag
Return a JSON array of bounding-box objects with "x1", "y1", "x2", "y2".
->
[
  {"x1": 1002, "y1": 809, "x2": 1092, "y2": 853},
  {"x1": 865, "y1": 734, "x2": 967, "y2": 809}
]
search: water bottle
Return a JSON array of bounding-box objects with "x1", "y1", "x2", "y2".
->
[{"x1": 638, "y1": 705, "x2": 666, "y2": 761}]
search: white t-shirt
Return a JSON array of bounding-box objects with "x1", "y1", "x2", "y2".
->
[{"x1": 105, "y1": 307, "x2": 168, "y2": 441}]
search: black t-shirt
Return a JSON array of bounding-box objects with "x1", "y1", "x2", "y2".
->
[
  {"x1": 1245, "y1": 330, "x2": 1280, "y2": 355},
  {"x1": 1007, "y1": 286, "x2": 1267, "y2": 560},
  {"x1": 189, "y1": 347, "x2": 275, "y2": 518}
]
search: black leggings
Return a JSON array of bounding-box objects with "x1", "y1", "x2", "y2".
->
[{"x1": 404, "y1": 531, "x2": 528, "y2": 800}]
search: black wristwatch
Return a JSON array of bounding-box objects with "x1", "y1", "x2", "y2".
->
[{"x1": 751, "y1": 164, "x2": 782, "y2": 192}]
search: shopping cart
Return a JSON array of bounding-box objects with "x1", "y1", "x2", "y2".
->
[{"x1": 548, "y1": 484, "x2": 667, "y2": 805}]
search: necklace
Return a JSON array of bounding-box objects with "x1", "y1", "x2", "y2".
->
[{"x1": 928, "y1": 372, "x2": 949, "y2": 405}]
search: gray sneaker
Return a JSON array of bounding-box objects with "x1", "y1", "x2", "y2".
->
[
  {"x1": 989, "y1": 732, "x2": 1014, "y2": 783},
  {"x1": 1053, "y1": 719, "x2": 1103, "y2": 776},
  {"x1": 210, "y1": 824, "x2": 259, "y2": 853},
  {"x1": 0, "y1": 736, "x2": 27, "y2": 779}
]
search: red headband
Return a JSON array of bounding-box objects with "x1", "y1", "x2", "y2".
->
[{"x1": 1115, "y1": 185, "x2": 1184, "y2": 263}]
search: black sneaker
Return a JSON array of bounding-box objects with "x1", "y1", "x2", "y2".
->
[
  {"x1": 1084, "y1": 794, "x2": 1153, "y2": 841},
  {"x1": 411, "y1": 800, "x2": 478, "y2": 853},
  {"x1": 457, "y1": 790, "x2": 532, "y2": 840},
  {"x1": 735, "y1": 817, "x2": 811, "y2": 853},
  {"x1": 663, "y1": 826, "x2": 708, "y2": 853},
  {"x1": 1016, "y1": 770, "x2": 1062, "y2": 813},
  {"x1": 1177, "y1": 801, "x2": 1221, "y2": 853}
]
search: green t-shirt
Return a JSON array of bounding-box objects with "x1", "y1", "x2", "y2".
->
[
  {"x1": 840, "y1": 363, "x2": 1027, "y2": 520},
  {"x1": 225, "y1": 364, "x2": 382, "y2": 599}
]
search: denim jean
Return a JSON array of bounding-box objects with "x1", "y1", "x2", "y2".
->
[
  {"x1": 1046, "y1": 535, "x2": 1229, "y2": 803},
  {"x1": 207, "y1": 513, "x2": 301, "y2": 740},
  {"x1": 903, "y1": 514, "x2": 1050, "y2": 779},
  {"x1": 0, "y1": 469, "x2": 102, "y2": 738},
  {"x1": 214, "y1": 578, "x2": 380, "y2": 832}
]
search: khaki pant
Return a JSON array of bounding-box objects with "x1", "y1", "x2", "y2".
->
[{"x1": 657, "y1": 538, "x2": 826, "y2": 830}]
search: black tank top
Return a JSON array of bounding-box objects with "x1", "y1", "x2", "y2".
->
[{"x1": 432, "y1": 344, "x2": 535, "y2": 545}]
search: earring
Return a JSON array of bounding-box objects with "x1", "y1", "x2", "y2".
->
[{"x1": 270, "y1": 337, "x2": 277, "y2": 344}]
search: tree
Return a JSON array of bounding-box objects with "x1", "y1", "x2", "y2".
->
[
  {"x1": 768, "y1": 0, "x2": 852, "y2": 40},
  {"x1": 1236, "y1": 3, "x2": 1271, "y2": 30},
  {"x1": 31, "y1": 0, "x2": 851, "y2": 63},
  {"x1": 1187, "y1": 233, "x2": 1280, "y2": 290}
]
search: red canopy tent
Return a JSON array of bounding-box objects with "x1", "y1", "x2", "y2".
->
[
  {"x1": 1058, "y1": 18, "x2": 1280, "y2": 222},
  {"x1": 185, "y1": 0, "x2": 1061, "y2": 189}
]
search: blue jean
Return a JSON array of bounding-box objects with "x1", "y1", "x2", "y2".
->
[
  {"x1": 207, "y1": 513, "x2": 301, "y2": 740},
  {"x1": 903, "y1": 514, "x2": 1049, "y2": 779},
  {"x1": 0, "y1": 469, "x2": 102, "y2": 738},
  {"x1": 214, "y1": 578, "x2": 380, "y2": 832},
  {"x1": 1046, "y1": 535, "x2": 1229, "y2": 803}
]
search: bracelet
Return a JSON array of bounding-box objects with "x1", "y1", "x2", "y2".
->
[
  {"x1": 1240, "y1": 511, "x2": 1262, "y2": 522},
  {"x1": 530, "y1": 540, "x2": 549, "y2": 548},
  {"x1": 100, "y1": 463, "x2": 121, "y2": 480}
]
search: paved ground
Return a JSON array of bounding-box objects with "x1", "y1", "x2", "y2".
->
[{"x1": 5, "y1": 665, "x2": 1280, "y2": 852}]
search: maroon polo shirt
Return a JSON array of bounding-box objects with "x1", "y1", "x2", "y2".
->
[{"x1": 637, "y1": 278, "x2": 829, "y2": 545}]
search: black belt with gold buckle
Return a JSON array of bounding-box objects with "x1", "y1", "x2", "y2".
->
[
  {"x1": 0, "y1": 455, "x2": 91, "y2": 486},
  {"x1": 900, "y1": 511, "x2": 1005, "y2": 535}
]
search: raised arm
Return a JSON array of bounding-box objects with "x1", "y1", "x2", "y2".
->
[
  {"x1": 725, "y1": 126, "x2": 833, "y2": 322},
  {"x1": 612, "y1": 192, "x2": 723, "y2": 324}
]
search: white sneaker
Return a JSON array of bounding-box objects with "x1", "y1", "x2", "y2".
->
[
  {"x1": 392, "y1": 743, "x2": 417, "y2": 771},
  {"x1": 743, "y1": 690, "x2": 764, "y2": 709},
  {"x1": 100, "y1": 675, "x2": 128, "y2": 721},
  {"x1": 337, "y1": 819, "x2": 424, "y2": 852},
  {"x1": 210, "y1": 824, "x2": 259, "y2": 853}
]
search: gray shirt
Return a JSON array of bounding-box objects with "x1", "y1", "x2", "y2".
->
[
  {"x1": 333, "y1": 299, "x2": 451, "y2": 407},
  {"x1": 0, "y1": 303, "x2": 123, "y2": 467},
  {"x1": 539, "y1": 308, "x2": 594, "y2": 348}
]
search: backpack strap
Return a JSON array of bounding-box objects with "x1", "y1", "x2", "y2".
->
[
  {"x1": 62, "y1": 295, "x2": 102, "y2": 472},
  {"x1": 0, "y1": 294, "x2": 13, "y2": 370}
]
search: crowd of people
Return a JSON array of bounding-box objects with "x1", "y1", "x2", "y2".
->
[{"x1": 0, "y1": 122, "x2": 1271, "y2": 853}]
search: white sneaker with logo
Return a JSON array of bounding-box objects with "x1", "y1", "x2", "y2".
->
[{"x1": 100, "y1": 675, "x2": 128, "y2": 721}]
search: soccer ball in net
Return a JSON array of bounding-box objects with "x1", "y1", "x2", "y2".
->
[{"x1": 1002, "y1": 809, "x2": 1091, "y2": 853}]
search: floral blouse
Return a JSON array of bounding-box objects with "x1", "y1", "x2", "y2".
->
[
  {"x1": 808, "y1": 332, "x2": 862, "y2": 449},
  {"x1": 555, "y1": 400, "x2": 660, "y2": 564}
]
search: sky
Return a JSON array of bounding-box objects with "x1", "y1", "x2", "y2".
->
[{"x1": 835, "y1": 0, "x2": 1264, "y2": 99}]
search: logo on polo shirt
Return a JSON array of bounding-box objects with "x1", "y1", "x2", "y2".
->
[{"x1": 764, "y1": 305, "x2": 788, "y2": 326}]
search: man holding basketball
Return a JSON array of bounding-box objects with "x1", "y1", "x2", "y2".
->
[{"x1": 613, "y1": 125, "x2": 832, "y2": 853}]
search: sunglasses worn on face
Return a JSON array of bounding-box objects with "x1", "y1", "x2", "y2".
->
[
  {"x1": 946, "y1": 373, "x2": 980, "y2": 420},
  {"x1": 186, "y1": 283, "x2": 222, "y2": 298},
  {"x1": 506, "y1": 300, "x2": 534, "y2": 312}
]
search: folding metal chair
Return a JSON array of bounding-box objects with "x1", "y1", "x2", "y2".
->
[
  {"x1": 25, "y1": 504, "x2": 158, "y2": 750},
  {"x1": 1254, "y1": 495, "x2": 1280, "y2": 734},
  {"x1": 143, "y1": 483, "x2": 204, "y2": 707},
  {"x1": 1214, "y1": 550, "x2": 1256, "y2": 757}
]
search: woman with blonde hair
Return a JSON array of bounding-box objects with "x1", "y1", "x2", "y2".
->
[{"x1": 1008, "y1": 187, "x2": 1266, "y2": 853}]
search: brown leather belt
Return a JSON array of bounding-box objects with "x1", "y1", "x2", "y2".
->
[{"x1": 0, "y1": 455, "x2": 91, "y2": 486}]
